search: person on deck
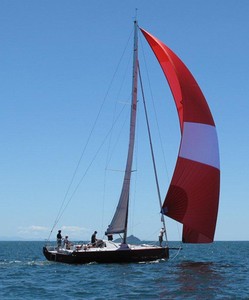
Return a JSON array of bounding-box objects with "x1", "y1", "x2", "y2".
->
[
  {"x1": 91, "y1": 231, "x2": 98, "y2": 246},
  {"x1": 57, "y1": 230, "x2": 62, "y2": 248},
  {"x1": 107, "y1": 234, "x2": 113, "y2": 241},
  {"x1": 63, "y1": 236, "x2": 72, "y2": 249},
  {"x1": 159, "y1": 228, "x2": 165, "y2": 247}
]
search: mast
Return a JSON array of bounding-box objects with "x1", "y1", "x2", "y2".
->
[
  {"x1": 123, "y1": 20, "x2": 139, "y2": 243},
  {"x1": 105, "y1": 21, "x2": 139, "y2": 244}
]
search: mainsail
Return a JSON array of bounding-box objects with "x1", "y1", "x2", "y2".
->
[
  {"x1": 141, "y1": 28, "x2": 220, "y2": 243},
  {"x1": 106, "y1": 22, "x2": 139, "y2": 241}
]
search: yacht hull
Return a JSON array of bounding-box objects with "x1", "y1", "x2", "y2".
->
[{"x1": 43, "y1": 246, "x2": 169, "y2": 264}]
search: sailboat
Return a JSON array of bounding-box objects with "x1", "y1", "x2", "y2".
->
[{"x1": 43, "y1": 21, "x2": 220, "y2": 264}]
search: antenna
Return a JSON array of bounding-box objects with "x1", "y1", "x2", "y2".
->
[{"x1": 134, "y1": 8, "x2": 138, "y2": 21}]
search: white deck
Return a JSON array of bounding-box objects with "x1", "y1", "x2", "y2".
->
[{"x1": 46, "y1": 240, "x2": 160, "y2": 254}]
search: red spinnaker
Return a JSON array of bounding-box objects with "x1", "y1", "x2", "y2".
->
[{"x1": 141, "y1": 28, "x2": 220, "y2": 243}]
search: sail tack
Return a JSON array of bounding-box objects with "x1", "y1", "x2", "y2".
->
[{"x1": 141, "y1": 28, "x2": 220, "y2": 243}]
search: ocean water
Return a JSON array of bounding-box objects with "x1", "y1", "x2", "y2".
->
[{"x1": 0, "y1": 241, "x2": 248, "y2": 299}]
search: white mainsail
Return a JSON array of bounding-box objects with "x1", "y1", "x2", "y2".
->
[{"x1": 105, "y1": 21, "x2": 138, "y2": 242}]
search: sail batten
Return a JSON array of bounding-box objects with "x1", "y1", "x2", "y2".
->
[{"x1": 141, "y1": 28, "x2": 220, "y2": 244}]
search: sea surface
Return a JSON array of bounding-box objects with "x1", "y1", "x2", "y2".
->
[{"x1": 0, "y1": 241, "x2": 248, "y2": 299}]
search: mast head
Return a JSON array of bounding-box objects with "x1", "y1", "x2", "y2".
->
[{"x1": 134, "y1": 8, "x2": 138, "y2": 24}]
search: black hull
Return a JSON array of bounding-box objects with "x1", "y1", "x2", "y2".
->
[{"x1": 43, "y1": 246, "x2": 169, "y2": 264}]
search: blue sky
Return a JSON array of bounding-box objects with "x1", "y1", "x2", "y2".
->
[{"x1": 0, "y1": 0, "x2": 248, "y2": 242}]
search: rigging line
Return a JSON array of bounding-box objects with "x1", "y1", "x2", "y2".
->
[
  {"x1": 138, "y1": 31, "x2": 170, "y2": 183},
  {"x1": 53, "y1": 104, "x2": 128, "y2": 226},
  {"x1": 169, "y1": 243, "x2": 182, "y2": 260},
  {"x1": 48, "y1": 29, "x2": 134, "y2": 239},
  {"x1": 138, "y1": 62, "x2": 168, "y2": 245}
]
